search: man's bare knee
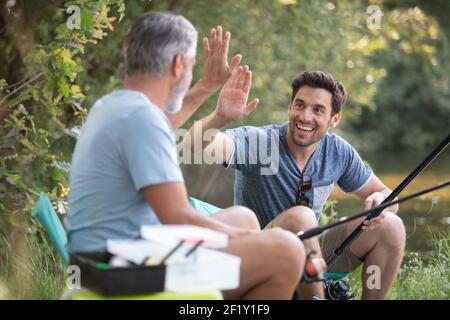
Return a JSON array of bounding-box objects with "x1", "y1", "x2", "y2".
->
[
  {"x1": 380, "y1": 212, "x2": 406, "y2": 252},
  {"x1": 234, "y1": 206, "x2": 261, "y2": 230},
  {"x1": 213, "y1": 206, "x2": 260, "y2": 230},
  {"x1": 265, "y1": 228, "x2": 305, "y2": 282},
  {"x1": 274, "y1": 206, "x2": 317, "y2": 233}
]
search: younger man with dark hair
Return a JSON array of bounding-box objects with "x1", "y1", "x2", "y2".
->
[{"x1": 185, "y1": 70, "x2": 406, "y2": 299}]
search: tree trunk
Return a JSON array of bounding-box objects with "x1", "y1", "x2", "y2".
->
[{"x1": 0, "y1": 0, "x2": 36, "y2": 123}]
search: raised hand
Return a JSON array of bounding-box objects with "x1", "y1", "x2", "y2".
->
[
  {"x1": 215, "y1": 65, "x2": 259, "y2": 122},
  {"x1": 200, "y1": 26, "x2": 242, "y2": 93}
]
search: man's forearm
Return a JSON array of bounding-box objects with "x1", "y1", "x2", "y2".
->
[
  {"x1": 163, "y1": 205, "x2": 235, "y2": 237},
  {"x1": 166, "y1": 79, "x2": 216, "y2": 129},
  {"x1": 182, "y1": 109, "x2": 229, "y2": 154}
]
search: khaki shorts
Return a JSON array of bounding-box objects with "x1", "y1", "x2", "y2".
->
[{"x1": 265, "y1": 221, "x2": 363, "y2": 273}]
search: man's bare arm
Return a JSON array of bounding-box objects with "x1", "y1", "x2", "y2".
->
[
  {"x1": 353, "y1": 174, "x2": 399, "y2": 231},
  {"x1": 354, "y1": 175, "x2": 399, "y2": 214},
  {"x1": 141, "y1": 182, "x2": 252, "y2": 238}
]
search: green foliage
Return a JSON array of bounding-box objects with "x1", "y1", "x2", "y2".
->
[
  {"x1": 348, "y1": 232, "x2": 450, "y2": 299},
  {"x1": 0, "y1": 0, "x2": 126, "y2": 236},
  {"x1": 345, "y1": 5, "x2": 450, "y2": 152},
  {"x1": 0, "y1": 0, "x2": 448, "y2": 299},
  {"x1": 319, "y1": 198, "x2": 339, "y2": 226},
  {"x1": 0, "y1": 233, "x2": 65, "y2": 299},
  {"x1": 388, "y1": 233, "x2": 450, "y2": 299},
  {"x1": 0, "y1": 0, "x2": 126, "y2": 297}
]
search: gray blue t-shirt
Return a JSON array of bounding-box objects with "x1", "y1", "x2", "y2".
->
[
  {"x1": 225, "y1": 123, "x2": 373, "y2": 228},
  {"x1": 66, "y1": 90, "x2": 183, "y2": 252}
]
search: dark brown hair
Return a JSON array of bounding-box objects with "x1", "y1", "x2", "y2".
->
[{"x1": 290, "y1": 71, "x2": 347, "y2": 115}]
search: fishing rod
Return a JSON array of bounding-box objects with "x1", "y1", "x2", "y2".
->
[
  {"x1": 298, "y1": 179, "x2": 450, "y2": 289},
  {"x1": 325, "y1": 133, "x2": 450, "y2": 266},
  {"x1": 297, "y1": 179, "x2": 450, "y2": 241}
]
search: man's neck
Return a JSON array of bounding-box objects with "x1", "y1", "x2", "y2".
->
[
  {"x1": 122, "y1": 74, "x2": 170, "y2": 112},
  {"x1": 285, "y1": 127, "x2": 321, "y2": 171}
]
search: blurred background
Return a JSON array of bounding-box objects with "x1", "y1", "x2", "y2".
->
[{"x1": 0, "y1": 0, "x2": 449, "y2": 298}]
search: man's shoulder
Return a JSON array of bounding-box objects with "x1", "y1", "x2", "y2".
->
[
  {"x1": 323, "y1": 131, "x2": 355, "y2": 151},
  {"x1": 227, "y1": 123, "x2": 285, "y2": 137},
  {"x1": 107, "y1": 90, "x2": 170, "y2": 129}
]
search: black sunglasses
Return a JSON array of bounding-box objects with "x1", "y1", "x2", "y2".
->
[{"x1": 297, "y1": 175, "x2": 312, "y2": 207}]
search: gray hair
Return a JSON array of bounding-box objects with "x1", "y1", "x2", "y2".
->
[{"x1": 123, "y1": 12, "x2": 198, "y2": 77}]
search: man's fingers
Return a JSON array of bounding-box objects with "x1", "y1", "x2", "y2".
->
[
  {"x1": 245, "y1": 98, "x2": 259, "y2": 115},
  {"x1": 364, "y1": 198, "x2": 375, "y2": 210},
  {"x1": 236, "y1": 65, "x2": 249, "y2": 89},
  {"x1": 370, "y1": 212, "x2": 386, "y2": 224},
  {"x1": 210, "y1": 28, "x2": 216, "y2": 51},
  {"x1": 216, "y1": 26, "x2": 222, "y2": 50},
  {"x1": 230, "y1": 66, "x2": 242, "y2": 88},
  {"x1": 364, "y1": 217, "x2": 380, "y2": 225},
  {"x1": 203, "y1": 37, "x2": 210, "y2": 58},
  {"x1": 229, "y1": 54, "x2": 242, "y2": 73},
  {"x1": 222, "y1": 31, "x2": 231, "y2": 60},
  {"x1": 362, "y1": 222, "x2": 377, "y2": 231},
  {"x1": 363, "y1": 212, "x2": 386, "y2": 230},
  {"x1": 241, "y1": 68, "x2": 252, "y2": 93}
]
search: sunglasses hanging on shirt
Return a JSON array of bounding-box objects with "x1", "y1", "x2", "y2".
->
[{"x1": 297, "y1": 174, "x2": 312, "y2": 207}]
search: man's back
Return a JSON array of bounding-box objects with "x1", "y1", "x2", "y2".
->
[{"x1": 66, "y1": 89, "x2": 183, "y2": 252}]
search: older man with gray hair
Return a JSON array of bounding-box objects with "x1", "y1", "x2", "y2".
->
[{"x1": 66, "y1": 12, "x2": 306, "y2": 299}]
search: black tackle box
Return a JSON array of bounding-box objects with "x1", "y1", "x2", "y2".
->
[{"x1": 69, "y1": 251, "x2": 166, "y2": 296}]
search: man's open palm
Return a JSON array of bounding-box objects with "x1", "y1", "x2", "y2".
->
[{"x1": 216, "y1": 65, "x2": 259, "y2": 122}]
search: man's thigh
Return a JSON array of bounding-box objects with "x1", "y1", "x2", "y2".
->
[{"x1": 318, "y1": 224, "x2": 363, "y2": 273}]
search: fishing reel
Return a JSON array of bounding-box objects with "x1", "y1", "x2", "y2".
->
[
  {"x1": 302, "y1": 250, "x2": 327, "y2": 283},
  {"x1": 324, "y1": 280, "x2": 355, "y2": 300},
  {"x1": 301, "y1": 250, "x2": 355, "y2": 300}
]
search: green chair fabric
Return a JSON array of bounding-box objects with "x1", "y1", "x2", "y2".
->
[
  {"x1": 188, "y1": 197, "x2": 222, "y2": 216},
  {"x1": 32, "y1": 192, "x2": 70, "y2": 266}
]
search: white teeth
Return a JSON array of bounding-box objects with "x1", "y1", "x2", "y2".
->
[{"x1": 295, "y1": 123, "x2": 314, "y2": 132}]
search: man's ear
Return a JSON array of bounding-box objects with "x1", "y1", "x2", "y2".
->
[
  {"x1": 171, "y1": 53, "x2": 185, "y2": 80},
  {"x1": 330, "y1": 112, "x2": 341, "y2": 129}
]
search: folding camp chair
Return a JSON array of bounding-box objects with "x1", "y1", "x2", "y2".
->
[{"x1": 31, "y1": 193, "x2": 222, "y2": 300}]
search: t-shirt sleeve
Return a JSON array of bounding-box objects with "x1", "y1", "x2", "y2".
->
[
  {"x1": 223, "y1": 126, "x2": 255, "y2": 171},
  {"x1": 223, "y1": 125, "x2": 281, "y2": 176},
  {"x1": 337, "y1": 137, "x2": 373, "y2": 193},
  {"x1": 120, "y1": 108, "x2": 184, "y2": 191}
]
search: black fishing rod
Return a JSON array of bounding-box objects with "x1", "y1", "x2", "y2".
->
[
  {"x1": 325, "y1": 133, "x2": 450, "y2": 266},
  {"x1": 297, "y1": 179, "x2": 450, "y2": 241}
]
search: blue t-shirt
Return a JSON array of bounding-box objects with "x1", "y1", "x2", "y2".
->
[
  {"x1": 66, "y1": 90, "x2": 184, "y2": 252},
  {"x1": 225, "y1": 123, "x2": 373, "y2": 228}
]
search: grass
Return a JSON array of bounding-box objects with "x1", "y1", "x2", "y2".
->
[
  {"x1": 0, "y1": 232, "x2": 66, "y2": 300},
  {"x1": 1, "y1": 199, "x2": 449, "y2": 299},
  {"x1": 347, "y1": 232, "x2": 450, "y2": 299},
  {"x1": 388, "y1": 232, "x2": 450, "y2": 299}
]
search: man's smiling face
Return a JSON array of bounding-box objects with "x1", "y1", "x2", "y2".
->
[{"x1": 288, "y1": 85, "x2": 341, "y2": 148}]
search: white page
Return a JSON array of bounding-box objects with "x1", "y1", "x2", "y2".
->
[{"x1": 140, "y1": 225, "x2": 228, "y2": 248}]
